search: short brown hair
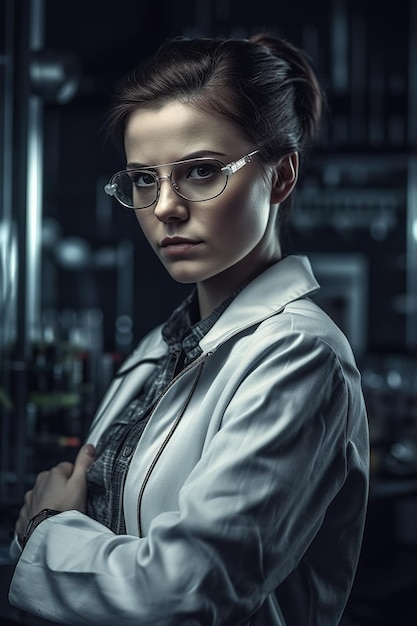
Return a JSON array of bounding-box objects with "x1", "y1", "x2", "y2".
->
[{"x1": 107, "y1": 33, "x2": 323, "y2": 164}]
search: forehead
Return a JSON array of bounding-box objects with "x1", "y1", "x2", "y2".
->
[{"x1": 124, "y1": 100, "x2": 248, "y2": 163}]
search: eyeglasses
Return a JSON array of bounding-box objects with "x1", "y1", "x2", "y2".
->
[{"x1": 104, "y1": 150, "x2": 259, "y2": 209}]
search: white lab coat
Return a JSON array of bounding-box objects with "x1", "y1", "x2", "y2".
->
[{"x1": 9, "y1": 255, "x2": 369, "y2": 626}]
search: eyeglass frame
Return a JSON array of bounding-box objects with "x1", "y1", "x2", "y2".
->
[{"x1": 104, "y1": 149, "x2": 260, "y2": 209}]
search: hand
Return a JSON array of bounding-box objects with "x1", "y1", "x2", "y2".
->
[{"x1": 15, "y1": 443, "x2": 96, "y2": 542}]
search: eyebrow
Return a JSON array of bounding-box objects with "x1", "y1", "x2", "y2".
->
[{"x1": 126, "y1": 149, "x2": 227, "y2": 169}]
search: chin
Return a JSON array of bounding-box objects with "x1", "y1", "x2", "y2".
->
[
  {"x1": 161, "y1": 260, "x2": 209, "y2": 285},
  {"x1": 171, "y1": 275, "x2": 199, "y2": 285},
  {"x1": 164, "y1": 267, "x2": 202, "y2": 284}
]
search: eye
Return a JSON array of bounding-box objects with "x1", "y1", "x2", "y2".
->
[
  {"x1": 129, "y1": 170, "x2": 156, "y2": 188},
  {"x1": 186, "y1": 162, "x2": 222, "y2": 181}
]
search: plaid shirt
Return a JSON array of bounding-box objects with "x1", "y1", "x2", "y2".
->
[{"x1": 86, "y1": 288, "x2": 237, "y2": 534}]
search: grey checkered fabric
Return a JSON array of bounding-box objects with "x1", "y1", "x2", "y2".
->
[{"x1": 86, "y1": 288, "x2": 238, "y2": 533}]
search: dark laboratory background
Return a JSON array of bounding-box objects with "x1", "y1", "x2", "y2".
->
[{"x1": 1, "y1": 0, "x2": 417, "y2": 624}]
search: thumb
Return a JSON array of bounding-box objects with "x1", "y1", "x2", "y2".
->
[{"x1": 71, "y1": 443, "x2": 96, "y2": 481}]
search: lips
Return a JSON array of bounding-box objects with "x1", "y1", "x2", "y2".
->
[
  {"x1": 160, "y1": 236, "x2": 200, "y2": 247},
  {"x1": 159, "y1": 236, "x2": 203, "y2": 258}
]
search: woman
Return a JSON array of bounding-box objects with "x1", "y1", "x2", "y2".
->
[{"x1": 9, "y1": 33, "x2": 369, "y2": 625}]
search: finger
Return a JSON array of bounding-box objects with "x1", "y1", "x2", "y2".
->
[
  {"x1": 23, "y1": 489, "x2": 33, "y2": 507},
  {"x1": 16, "y1": 494, "x2": 32, "y2": 541},
  {"x1": 16, "y1": 516, "x2": 26, "y2": 541},
  {"x1": 70, "y1": 443, "x2": 96, "y2": 482},
  {"x1": 34, "y1": 470, "x2": 49, "y2": 485},
  {"x1": 53, "y1": 461, "x2": 75, "y2": 478}
]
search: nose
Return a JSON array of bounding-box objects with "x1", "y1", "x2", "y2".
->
[{"x1": 153, "y1": 176, "x2": 189, "y2": 223}]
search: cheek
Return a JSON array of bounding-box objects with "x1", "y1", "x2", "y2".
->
[{"x1": 216, "y1": 182, "x2": 271, "y2": 240}]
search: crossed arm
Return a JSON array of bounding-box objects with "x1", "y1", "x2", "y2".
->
[{"x1": 15, "y1": 443, "x2": 96, "y2": 544}]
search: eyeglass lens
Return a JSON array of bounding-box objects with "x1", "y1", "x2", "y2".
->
[{"x1": 113, "y1": 159, "x2": 228, "y2": 208}]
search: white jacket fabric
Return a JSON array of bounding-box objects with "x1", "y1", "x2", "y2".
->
[{"x1": 9, "y1": 255, "x2": 369, "y2": 626}]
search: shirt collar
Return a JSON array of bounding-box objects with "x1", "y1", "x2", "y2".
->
[{"x1": 162, "y1": 286, "x2": 242, "y2": 362}]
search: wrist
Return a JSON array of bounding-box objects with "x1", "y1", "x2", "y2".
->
[{"x1": 22, "y1": 509, "x2": 61, "y2": 549}]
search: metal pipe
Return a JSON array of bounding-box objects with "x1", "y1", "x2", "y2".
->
[
  {"x1": 0, "y1": 0, "x2": 16, "y2": 503},
  {"x1": 406, "y1": 0, "x2": 417, "y2": 349},
  {"x1": 406, "y1": 158, "x2": 417, "y2": 349},
  {"x1": 12, "y1": 0, "x2": 45, "y2": 503},
  {"x1": 26, "y1": 0, "x2": 44, "y2": 344}
]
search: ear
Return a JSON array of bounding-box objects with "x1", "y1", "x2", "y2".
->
[{"x1": 270, "y1": 152, "x2": 299, "y2": 204}]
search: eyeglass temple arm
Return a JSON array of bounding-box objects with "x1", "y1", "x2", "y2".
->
[{"x1": 221, "y1": 150, "x2": 259, "y2": 175}]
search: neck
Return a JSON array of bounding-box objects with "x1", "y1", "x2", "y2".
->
[
  {"x1": 197, "y1": 206, "x2": 282, "y2": 319},
  {"x1": 197, "y1": 251, "x2": 281, "y2": 320}
]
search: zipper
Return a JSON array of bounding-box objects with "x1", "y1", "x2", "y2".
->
[
  {"x1": 136, "y1": 352, "x2": 211, "y2": 537},
  {"x1": 134, "y1": 309, "x2": 286, "y2": 535},
  {"x1": 116, "y1": 464, "x2": 129, "y2": 533},
  {"x1": 171, "y1": 345, "x2": 181, "y2": 367}
]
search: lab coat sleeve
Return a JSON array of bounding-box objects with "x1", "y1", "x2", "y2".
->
[{"x1": 8, "y1": 323, "x2": 367, "y2": 626}]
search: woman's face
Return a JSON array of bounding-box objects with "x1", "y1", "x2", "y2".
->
[{"x1": 124, "y1": 101, "x2": 286, "y2": 299}]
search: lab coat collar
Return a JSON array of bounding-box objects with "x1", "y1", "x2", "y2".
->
[
  {"x1": 199, "y1": 255, "x2": 320, "y2": 352},
  {"x1": 118, "y1": 254, "x2": 319, "y2": 375}
]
